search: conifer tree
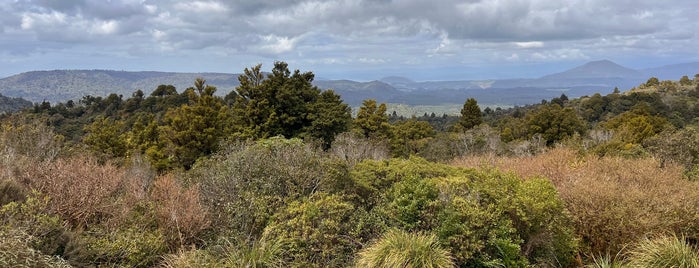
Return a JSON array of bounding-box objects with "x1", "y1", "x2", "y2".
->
[{"x1": 459, "y1": 98, "x2": 482, "y2": 130}]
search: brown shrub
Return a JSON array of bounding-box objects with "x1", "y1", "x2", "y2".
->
[
  {"x1": 151, "y1": 175, "x2": 209, "y2": 248},
  {"x1": 27, "y1": 156, "x2": 124, "y2": 227},
  {"x1": 452, "y1": 147, "x2": 699, "y2": 256}
]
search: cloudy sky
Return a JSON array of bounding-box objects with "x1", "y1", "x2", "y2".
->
[{"x1": 1, "y1": 0, "x2": 697, "y2": 80}]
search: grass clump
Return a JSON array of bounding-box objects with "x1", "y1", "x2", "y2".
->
[
  {"x1": 356, "y1": 229, "x2": 454, "y2": 268},
  {"x1": 627, "y1": 235, "x2": 699, "y2": 268}
]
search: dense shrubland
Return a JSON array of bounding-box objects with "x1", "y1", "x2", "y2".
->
[{"x1": 1, "y1": 64, "x2": 699, "y2": 267}]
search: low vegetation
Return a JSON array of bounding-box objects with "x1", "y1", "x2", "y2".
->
[{"x1": 1, "y1": 63, "x2": 698, "y2": 266}]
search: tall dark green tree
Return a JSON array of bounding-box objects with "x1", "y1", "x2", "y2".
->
[
  {"x1": 354, "y1": 99, "x2": 390, "y2": 139},
  {"x1": 526, "y1": 104, "x2": 586, "y2": 145},
  {"x1": 459, "y1": 98, "x2": 482, "y2": 130},
  {"x1": 231, "y1": 62, "x2": 351, "y2": 147},
  {"x1": 307, "y1": 90, "x2": 352, "y2": 149},
  {"x1": 159, "y1": 79, "x2": 232, "y2": 169}
]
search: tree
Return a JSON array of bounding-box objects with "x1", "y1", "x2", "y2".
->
[
  {"x1": 526, "y1": 104, "x2": 586, "y2": 145},
  {"x1": 459, "y1": 98, "x2": 482, "y2": 130},
  {"x1": 83, "y1": 116, "x2": 127, "y2": 158},
  {"x1": 680, "y1": 75, "x2": 692, "y2": 86},
  {"x1": 389, "y1": 120, "x2": 435, "y2": 157},
  {"x1": 306, "y1": 90, "x2": 352, "y2": 149},
  {"x1": 645, "y1": 77, "x2": 660, "y2": 87},
  {"x1": 159, "y1": 79, "x2": 232, "y2": 169},
  {"x1": 231, "y1": 62, "x2": 350, "y2": 144},
  {"x1": 354, "y1": 99, "x2": 391, "y2": 139}
]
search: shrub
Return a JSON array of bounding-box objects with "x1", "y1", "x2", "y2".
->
[
  {"x1": 0, "y1": 191, "x2": 71, "y2": 257},
  {"x1": 150, "y1": 174, "x2": 209, "y2": 248},
  {"x1": 350, "y1": 157, "x2": 466, "y2": 208},
  {"x1": 80, "y1": 226, "x2": 167, "y2": 267},
  {"x1": 261, "y1": 193, "x2": 372, "y2": 267},
  {"x1": 330, "y1": 132, "x2": 389, "y2": 166},
  {"x1": 27, "y1": 156, "x2": 124, "y2": 227},
  {"x1": 222, "y1": 238, "x2": 286, "y2": 268},
  {"x1": 453, "y1": 148, "x2": 699, "y2": 256},
  {"x1": 361, "y1": 157, "x2": 577, "y2": 267},
  {"x1": 0, "y1": 228, "x2": 71, "y2": 268},
  {"x1": 189, "y1": 138, "x2": 342, "y2": 242},
  {"x1": 355, "y1": 229, "x2": 454, "y2": 268},
  {"x1": 0, "y1": 179, "x2": 28, "y2": 206},
  {"x1": 627, "y1": 235, "x2": 699, "y2": 268}
]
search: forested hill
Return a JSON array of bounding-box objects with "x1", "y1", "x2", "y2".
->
[
  {"x1": 0, "y1": 93, "x2": 32, "y2": 114},
  {"x1": 2, "y1": 60, "x2": 698, "y2": 106},
  {"x1": 0, "y1": 70, "x2": 239, "y2": 103}
]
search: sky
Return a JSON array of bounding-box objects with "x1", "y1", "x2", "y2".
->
[{"x1": 1, "y1": 0, "x2": 698, "y2": 81}]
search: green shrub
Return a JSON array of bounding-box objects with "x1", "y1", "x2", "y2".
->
[
  {"x1": 627, "y1": 235, "x2": 699, "y2": 268},
  {"x1": 379, "y1": 176, "x2": 441, "y2": 231},
  {"x1": 0, "y1": 191, "x2": 71, "y2": 257},
  {"x1": 358, "y1": 157, "x2": 577, "y2": 267},
  {"x1": 350, "y1": 156, "x2": 467, "y2": 208},
  {"x1": 0, "y1": 179, "x2": 28, "y2": 206},
  {"x1": 262, "y1": 193, "x2": 376, "y2": 267},
  {"x1": 0, "y1": 228, "x2": 71, "y2": 268},
  {"x1": 80, "y1": 226, "x2": 167, "y2": 267},
  {"x1": 190, "y1": 137, "x2": 345, "y2": 242},
  {"x1": 355, "y1": 229, "x2": 454, "y2": 268}
]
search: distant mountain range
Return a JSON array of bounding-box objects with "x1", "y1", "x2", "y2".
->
[{"x1": 1, "y1": 60, "x2": 697, "y2": 107}]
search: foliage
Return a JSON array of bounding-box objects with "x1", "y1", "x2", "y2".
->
[
  {"x1": 83, "y1": 116, "x2": 128, "y2": 158},
  {"x1": 158, "y1": 79, "x2": 232, "y2": 169},
  {"x1": 262, "y1": 193, "x2": 369, "y2": 267},
  {"x1": 454, "y1": 148, "x2": 699, "y2": 256},
  {"x1": 190, "y1": 137, "x2": 343, "y2": 242},
  {"x1": 0, "y1": 228, "x2": 71, "y2": 268},
  {"x1": 355, "y1": 229, "x2": 455, "y2": 268},
  {"x1": 307, "y1": 89, "x2": 353, "y2": 149},
  {"x1": 354, "y1": 99, "x2": 391, "y2": 139},
  {"x1": 627, "y1": 235, "x2": 699, "y2": 268},
  {"x1": 356, "y1": 157, "x2": 576, "y2": 267},
  {"x1": 459, "y1": 97, "x2": 483, "y2": 130},
  {"x1": 390, "y1": 119, "x2": 436, "y2": 158},
  {"x1": 79, "y1": 226, "x2": 167, "y2": 267},
  {"x1": 232, "y1": 62, "x2": 350, "y2": 144},
  {"x1": 150, "y1": 175, "x2": 209, "y2": 248},
  {"x1": 525, "y1": 103, "x2": 586, "y2": 145},
  {"x1": 0, "y1": 191, "x2": 71, "y2": 258},
  {"x1": 330, "y1": 132, "x2": 390, "y2": 166},
  {"x1": 26, "y1": 156, "x2": 124, "y2": 227}
]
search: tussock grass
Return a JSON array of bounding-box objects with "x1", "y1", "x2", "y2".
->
[
  {"x1": 356, "y1": 229, "x2": 454, "y2": 268},
  {"x1": 627, "y1": 235, "x2": 699, "y2": 268}
]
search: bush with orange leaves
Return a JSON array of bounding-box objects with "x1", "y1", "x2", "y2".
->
[
  {"x1": 453, "y1": 147, "x2": 699, "y2": 257},
  {"x1": 150, "y1": 175, "x2": 209, "y2": 248},
  {"x1": 26, "y1": 157, "x2": 124, "y2": 227}
]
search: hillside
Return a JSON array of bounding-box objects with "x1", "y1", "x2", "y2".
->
[
  {"x1": 0, "y1": 70, "x2": 240, "y2": 103},
  {"x1": 0, "y1": 93, "x2": 32, "y2": 114},
  {"x1": 1, "y1": 60, "x2": 698, "y2": 106}
]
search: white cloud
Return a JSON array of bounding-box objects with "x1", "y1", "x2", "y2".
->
[
  {"x1": 254, "y1": 34, "x2": 300, "y2": 54},
  {"x1": 514, "y1": 41, "x2": 544, "y2": 48},
  {"x1": 174, "y1": 1, "x2": 229, "y2": 13},
  {"x1": 1, "y1": 0, "x2": 698, "y2": 80}
]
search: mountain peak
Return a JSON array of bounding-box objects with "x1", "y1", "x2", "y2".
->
[{"x1": 541, "y1": 60, "x2": 643, "y2": 80}]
